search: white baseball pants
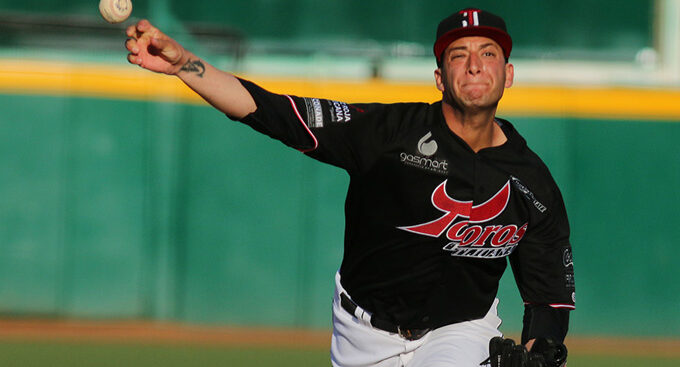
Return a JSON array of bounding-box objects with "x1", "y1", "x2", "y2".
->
[{"x1": 331, "y1": 272, "x2": 503, "y2": 367}]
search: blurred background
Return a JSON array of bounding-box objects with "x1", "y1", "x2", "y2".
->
[{"x1": 0, "y1": 0, "x2": 679, "y2": 364}]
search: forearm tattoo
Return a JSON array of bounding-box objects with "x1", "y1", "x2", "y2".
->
[{"x1": 180, "y1": 59, "x2": 206, "y2": 77}]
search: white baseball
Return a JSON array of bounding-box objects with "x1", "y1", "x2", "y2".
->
[{"x1": 99, "y1": 0, "x2": 132, "y2": 24}]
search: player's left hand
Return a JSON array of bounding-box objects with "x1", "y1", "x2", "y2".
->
[{"x1": 480, "y1": 336, "x2": 567, "y2": 367}]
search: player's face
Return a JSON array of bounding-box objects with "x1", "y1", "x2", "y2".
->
[{"x1": 435, "y1": 36, "x2": 514, "y2": 112}]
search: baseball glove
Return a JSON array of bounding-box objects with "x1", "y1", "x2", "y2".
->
[{"x1": 480, "y1": 336, "x2": 567, "y2": 367}]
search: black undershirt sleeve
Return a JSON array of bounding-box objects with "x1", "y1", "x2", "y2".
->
[{"x1": 521, "y1": 304, "x2": 570, "y2": 344}]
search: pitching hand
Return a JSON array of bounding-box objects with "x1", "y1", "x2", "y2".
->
[{"x1": 125, "y1": 19, "x2": 187, "y2": 75}]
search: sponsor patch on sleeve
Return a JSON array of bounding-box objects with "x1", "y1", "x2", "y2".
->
[
  {"x1": 302, "y1": 98, "x2": 354, "y2": 128},
  {"x1": 303, "y1": 97, "x2": 324, "y2": 128},
  {"x1": 327, "y1": 100, "x2": 352, "y2": 123},
  {"x1": 562, "y1": 248, "x2": 573, "y2": 267},
  {"x1": 563, "y1": 247, "x2": 575, "y2": 289},
  {"x1": 510, "y1": 176, "x2": 547, "y2": 213}
]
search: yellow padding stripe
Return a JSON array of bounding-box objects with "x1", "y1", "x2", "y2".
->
[
  {"x1": 500, "y1": 86, "x2": 680, "y2": 121},
  {"x1": 2, "y1": 59, "x2": 680, "y2": 121},
  {"x1": 0, "y1": 60, "x2": 199, "y2": 103}
]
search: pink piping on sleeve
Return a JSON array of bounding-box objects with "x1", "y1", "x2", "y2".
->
[
  {"x1": 549, "y1": 304, "x2": 576, "y2": 310},
  {"x1": 523, "y1": 302, "x2": 576, "y2": 310},
  {"x1": 285, "y1": 95, "x2": 319, "y2": 153}
]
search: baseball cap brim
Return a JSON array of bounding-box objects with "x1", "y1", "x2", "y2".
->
[{"x1": 434, "y1": 26, "x2": 512, "y2": 62}]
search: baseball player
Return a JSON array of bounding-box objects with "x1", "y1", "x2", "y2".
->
[{"x1": 125, "y1": 8, "x2": 575, "y2": 367}]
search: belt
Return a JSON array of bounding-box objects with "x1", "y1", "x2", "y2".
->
[{"x1": 340, "y1": 292, "x2": 430, "y2": 341}]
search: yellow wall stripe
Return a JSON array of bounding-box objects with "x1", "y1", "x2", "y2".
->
[
  {"x1": 2, "y1": 59, "x2": 680, "y2": 121},
  {"x1": 500, "y1": 86, "x2": 680, "y2": 121}
]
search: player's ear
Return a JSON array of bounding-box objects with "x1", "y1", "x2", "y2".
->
[
  {"x1": 505, "y1": 62, "x2": 515, "y2": 88},
  {"x1": 504, "y1": 62, "x2": 514, "y2": 88},
  {"x1": 434, "y1": 67, "x2": 445, "y2": 92}
]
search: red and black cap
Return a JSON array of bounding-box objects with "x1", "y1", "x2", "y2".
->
[{"x1": 434, "y1": 8, "x2": 512, "y2": 64}]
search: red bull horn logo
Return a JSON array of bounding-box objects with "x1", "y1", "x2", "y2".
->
[{"x1": 398, "y1": 180, "x2": 527, "y2": 258}]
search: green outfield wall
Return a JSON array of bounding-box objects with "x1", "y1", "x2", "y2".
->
[
  {"x1": 0, "y1": 86, "x2": 678, "y2": 337},
  {"x1": 1, "y1": 0, "x2": 652, "y2": 60}
]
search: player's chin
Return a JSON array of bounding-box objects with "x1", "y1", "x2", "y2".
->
[
  {"x1": 464, "y1": 92, "x2": 504, "y2": 109},
  {"x1": 458, "y1": 96, "x2": 496, "y2": 110}
]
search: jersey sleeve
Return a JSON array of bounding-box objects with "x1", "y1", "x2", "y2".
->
[
  {"x1": 236, "y1": 78, "x2": 393, "y2": 172},
  {"x1": 509, "y1": 182, "x2": 575, "y2": 342}
]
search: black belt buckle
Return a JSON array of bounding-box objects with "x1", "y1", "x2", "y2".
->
[{"x1": 397, "y1": 325, "x2": 429, "y2": 341}]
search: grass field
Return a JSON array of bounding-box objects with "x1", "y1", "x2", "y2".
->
[
  {"x1": 0, "y1": 320, "x2": 679, "y2": 366},
  {"x1": 1, "y1": 340, "x2": 680, "y2": 367}
]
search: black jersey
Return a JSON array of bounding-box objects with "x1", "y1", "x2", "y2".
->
[{"x1": 237, "y1": 78, "x2": 575, "y2": 331}]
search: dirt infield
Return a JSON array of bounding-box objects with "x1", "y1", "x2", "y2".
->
[
  {"x1": 0, "y1": 319, "x2": 679, "y2": 358},
  {"x1": 0, "y1": 319, "x2": 330, "y2": 349}
]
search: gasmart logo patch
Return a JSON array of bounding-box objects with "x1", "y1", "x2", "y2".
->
[
  {"x1": 400, "y1": 132, "x2": 449, "y2": 174},
  {"x1": 398, "y1": 180, "x2": 528, "y2": 259}
]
